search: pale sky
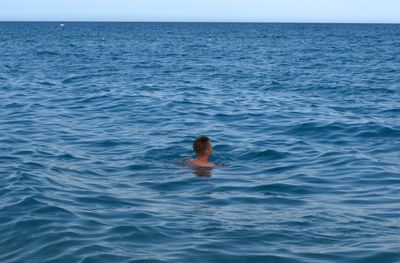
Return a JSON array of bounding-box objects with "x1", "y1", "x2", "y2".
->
[{"x1": 0, "y1": 0, "x2": 399, "y2": 23}]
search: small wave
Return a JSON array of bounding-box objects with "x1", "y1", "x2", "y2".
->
[
  {"x1": 79, "y1": 254, "x2": 136, "y2": 263},
  {"x1": 74, "y1": 195, "x2": 133, "y2": 207},
  {"x1": 37, "y1": 81, "x2": 56, "y2": 86},
  {"x1": 356, "y1": 125, "x2": 400, "y2": 138},
  {"x1": 1, "y1": 195, "x2": 44, "y2": 212},
  {"x1": 379, "y1": 108, "x2": 400, "y2": 115},
  {"x1": 91, "y1": 139, "x2": 126, "y2": 148},
  {"x1": 252, "y1": 183, "x2": 315, "y2": 195},
  {"x1": 143, "y1": 146, "x2": 189, "y2": 163},
  {"x1": 61, "y1": 74, "x2": 112, "y2": 84},
  {"x1": 125, "y1": 163, "x2": 151, "y2": 171},
  {"x1": 36, "y1": 50, "x2": 60, "y2": 56},
  {"x1": 241, "y1": 149, "x2": 289, "y2": 160},
  {"x1": 3, "y1": 102, "x2": 24, "y2": 109},
  {"x1": 288, "y1": 121, "x2": 347, "y2": 137},
  {"x1": 138, "y1": 178, "x2": 194, "y2": 192}
]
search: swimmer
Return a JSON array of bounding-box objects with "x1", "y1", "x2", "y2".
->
[{"x1": 189, "y1": 136, "x2": 216, "y2": 168}]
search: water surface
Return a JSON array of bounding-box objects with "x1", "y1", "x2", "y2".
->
[{"x1": 1, "y1": 22, "x2": 400, "y2": 262}]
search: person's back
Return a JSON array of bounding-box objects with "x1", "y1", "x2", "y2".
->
[{"x1": 189, "y1": 136, "x2": 216, "y2": 168}]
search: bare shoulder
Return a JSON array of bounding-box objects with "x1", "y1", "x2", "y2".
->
[{"x1": 190, "y1": 159, "x2": 216, "y2": 168}]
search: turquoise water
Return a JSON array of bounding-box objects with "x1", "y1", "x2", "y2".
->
[{"x1": 1, "y1": 22, "x2": 400, "y2": 262}]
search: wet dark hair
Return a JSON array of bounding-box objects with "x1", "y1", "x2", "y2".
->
[{"x1": 193, "y1": 136, "x2": 210, "y2": 156}]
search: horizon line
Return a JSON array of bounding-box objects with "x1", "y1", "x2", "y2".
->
[{"x1": 1, "y1": 20, "x2": 400, "y2": 25}]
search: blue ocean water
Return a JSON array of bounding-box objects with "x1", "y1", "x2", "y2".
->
[{"x1": 1, "y1": 22, "x2": 400, "y2": 262}]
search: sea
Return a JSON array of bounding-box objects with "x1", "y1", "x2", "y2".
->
[{"x1": 1, "y1": 22, "x2": 400, "y2": 263}]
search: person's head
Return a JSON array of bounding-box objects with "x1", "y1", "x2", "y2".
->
[{"x1": 193, "y1": 136, "x2": 213, "y2": 157}]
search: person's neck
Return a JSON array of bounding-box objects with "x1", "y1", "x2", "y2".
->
[{"x1": 197, "y1": 155, "x2": 209, "y2": 162}]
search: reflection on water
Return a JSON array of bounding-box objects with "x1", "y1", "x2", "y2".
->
[{"x1": 192, "y1": 166, "x2": 213, "y2": 177}]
